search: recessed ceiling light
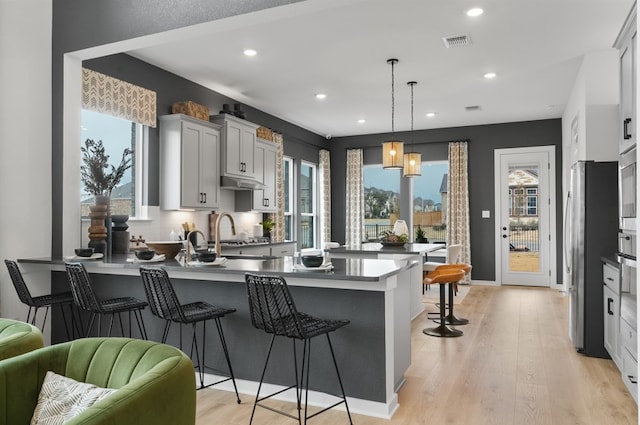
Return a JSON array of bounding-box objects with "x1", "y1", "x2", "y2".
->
[
  {"x1": 466, "y1": 8, "x2": 484, "y2": 17},
  {"x1": 357, "y1": 119, "x2": 366, "y2": 124},
  {"x1": 426, "y1": 112, "x2": 436, "y2": 118},
  {"x1": 243, "y1": 49, "x2": 257, "y2": 56},
  {"x1": 315, "y1": 93, "x2": 327, "y2": 100},
  {"x1": 484, "y1": 72, "x2": 497, "y2": 79}
]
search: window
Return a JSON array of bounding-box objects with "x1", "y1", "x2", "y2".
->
[
  {"x1": 363, "y1": 161, "x2": 448, "y2": 242},
  {"x1": 283, "y1": 156, "x2": 294, "y2": 241},
  {"x1": 300, "y1": 161, "x2": 317, "y2": 249},
  {"x1": 81, "y1": 109, "x2": 148, "y2": 218}
]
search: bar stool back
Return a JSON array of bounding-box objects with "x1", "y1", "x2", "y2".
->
[
  {"x1": 139, "y1": 266, "x2": 240, "y2": 400},
  {"x1": 65, "y1": 262, "x2": 147, "y2": 339},
  {"x1": 5, "y1": 259, "x2": 75, "y2": 340},
  {"x1": 423, "y1": 244, "x2": 462, "y2": 292},
  {"x1": 245, "y1": 273, "x2": 352, "y2": 425}
]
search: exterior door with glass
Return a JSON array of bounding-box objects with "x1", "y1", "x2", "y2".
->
[{"x1": 494, "y1": 147, "x2": 555, "y2": 286}]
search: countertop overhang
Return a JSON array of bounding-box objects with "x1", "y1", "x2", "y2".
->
[{"x1": 19, "y1": 255, "x2": 418, "y2": 291}]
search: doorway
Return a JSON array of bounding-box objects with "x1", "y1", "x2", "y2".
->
[{"x1": 494, "y1": 146, "x2": 556, "y2": 286}]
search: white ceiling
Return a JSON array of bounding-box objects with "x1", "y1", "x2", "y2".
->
[{"x1": 128, "y1": 0, "x2": 634, "y2": 138}]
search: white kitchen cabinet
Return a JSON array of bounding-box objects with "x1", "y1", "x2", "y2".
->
[
  {"x1": 210, "y1": 114, "x2": 259, "y2": 180},
  {"x1": 603, "y1": 262, "x2": 621, "y2": 368},
  {"x1": 621, "y1": 315, "x2": 638, "y2": 403},
  {"x1": 235, "y1": 138, "x2": 278, "y2": 212},
  {"x1": 616, "y1": 5, "x2": 637, "y2": 154},
  {"x1": 270, "y1": 242, "x2": 295, "y2": 257},
  {"x1": 159, "y1": 114, "x2": 221, "y2": 210}
]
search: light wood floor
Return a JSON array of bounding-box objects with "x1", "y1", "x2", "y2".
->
[{"x1": 196, "y1": 285, "x2": 638, "y2": 424}]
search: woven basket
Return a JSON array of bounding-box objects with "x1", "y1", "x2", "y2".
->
[
  {"x1": 172, "y1": 101, "x2": 210, "y2": 121},
  {"x1": 257, "y1": 126, "x2": 273, "y2": 141}
]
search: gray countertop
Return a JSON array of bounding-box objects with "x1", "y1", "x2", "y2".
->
[
  {"x1": 18, "y1": 254, "x2": 417, "y2": 284},
  {"x1": 601, "y1": 255, "x2": 620, "y2": 268}
]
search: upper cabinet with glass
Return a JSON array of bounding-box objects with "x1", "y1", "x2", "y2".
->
[
  {"x1": 616, "y1": 4, "x2": 637, "y2": 154},
  {"x1": 210, "y1": 114, "x2": 260, "y2": 180}
]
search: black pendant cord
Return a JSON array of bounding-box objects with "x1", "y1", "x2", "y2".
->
[{"x1": 387, "y1": 58, "x2": 398, "y2": 138}]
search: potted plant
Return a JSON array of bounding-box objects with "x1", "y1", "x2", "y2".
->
[
  {"x1": 260, "y1": 215, "x2": 274, "y2": 239},
  {"x1": 80, "y1": 138, "x2": 132, "y2": 200},
  {"x1": 415, "y1": 225, "x2": 429, "y2": 243}
]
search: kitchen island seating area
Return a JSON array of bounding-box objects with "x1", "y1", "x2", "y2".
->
[
  {"x1": 17, "y1": 255, "x2": 418, "y2": 418},
  {"x1": 245, "y1": 273, "x2": 353, "y2": 425},
  {"x1": 139, "y1": 265, "x2": 241, "y2": 399}
]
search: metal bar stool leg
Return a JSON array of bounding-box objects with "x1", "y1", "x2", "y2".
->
[
  {"x1": 250, "y1": 334, "x2": 277, "y2": 425},
  {"x1": 214, "y1": 318, "x2": 241, "y2": 403},
  {"x1": 423, "y1": 283, "x2": 463, "y2": 337}
]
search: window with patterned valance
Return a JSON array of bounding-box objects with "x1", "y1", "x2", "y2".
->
[{"x1": 81, "y1": 68, "x2": 157, "y2": 128}]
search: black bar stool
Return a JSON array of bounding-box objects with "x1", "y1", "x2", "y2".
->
[
  {"x1": 5, "y1": 259, "x2": 76, "y2": 340},
  {"x1": 139, "y1": 266, "x2": 240, "y2": 400},
  {"x1": 245, "y1": 273, "x2": 352, "y2": 425},
  {"x1": 65, "y1": 262, "x2": 147, "y2": 339}
]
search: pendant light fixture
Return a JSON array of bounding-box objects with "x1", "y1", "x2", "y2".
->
[
  {"x1": 403, "y1": 81, "x2": 422, "y2": 177},
  {"x1": 382, "y1": 58, "x2": 404, "y2": 169}
]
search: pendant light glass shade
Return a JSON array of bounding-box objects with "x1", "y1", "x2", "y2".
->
[
  {"x1": 403, "y1": 80, "x2": 422, "y2": 177},
  {"x1": 382, "y1": 140, "x2": 404, "y2": 169},
  {"x1": 382, "y1": 58, "x2": 404, "y2": 169},
  {"x1": 403, "y1": 152, "x2": 422, "y2": 177}
]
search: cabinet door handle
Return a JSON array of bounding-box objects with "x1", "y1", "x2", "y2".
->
[
  {"x1": 199, "y1": 193, "x2": 203, "y2": 203},
  {"x1": 203, "y1": 192, "x2": 207, "y2": 203},
  {"x1": 607, "y1": 298, "x2": 614, "y2": 315},
  {"x1": 629, "y1": 375, "x2": 637, "y2": 384},
  {"x1": 624, "y1": 118, "x2": 632, "y2": 140},
  {"x1": 606, "y1": 277, "x2": 614, "y2": 281}
]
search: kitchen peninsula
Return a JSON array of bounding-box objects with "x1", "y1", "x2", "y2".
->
[{"x1": 18, "y1": 255, "x2": 418, "y2": 419}]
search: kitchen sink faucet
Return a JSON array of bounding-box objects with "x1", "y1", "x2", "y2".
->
[{"x1": 214, "y1": 212, "x2": 237, "y2": 256}]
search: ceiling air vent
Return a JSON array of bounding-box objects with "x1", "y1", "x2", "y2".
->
[
  {"x1": 465, "y1": 105, "x2": 481, "y2": 111},
  {"x1": 443, "y1": 34, "x2": 472, "y2": 48}
]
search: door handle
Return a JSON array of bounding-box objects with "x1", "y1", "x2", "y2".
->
[
  {"x1": 629, "y1": 375, "x2": 638, "y2": 384},
  {"x1": 502, "y1": 234, "x2": 508, "y2": 238},
  {"x1": 607, "y1": 298, "x2": 613, "y2": 315},
  {"x1": 624, "y1": 118, "x2": 632, "y2": 140}
]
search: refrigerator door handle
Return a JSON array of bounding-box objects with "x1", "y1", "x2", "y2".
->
[{"x1": 564, "y1": 191, "x2": 572, "y2": 274}]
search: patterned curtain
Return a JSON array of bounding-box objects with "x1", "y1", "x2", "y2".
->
[
  {"x1": 82, "y1": 68, "x2": 157, "y2": 127},
  {"x1": 272, "y1": 132, "x2": 285, "y2": 242},
  {"x1": 447, "y1": 141, "x2": 471, "y2": 279},
  {"x1": 319, "y1": 149, "x2": 331, "y2": 246},
  {"x1": 345, "y1": 149, "x2": 365, "y2": 245}
]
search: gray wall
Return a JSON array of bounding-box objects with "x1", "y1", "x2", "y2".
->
[{"x1": 329, "y1": 119, "x2": 563, "y2": 282}]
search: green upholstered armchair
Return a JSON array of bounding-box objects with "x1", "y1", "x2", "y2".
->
[
  {"x1": 0, "y1": 337, "x2": 196, "y2": 425},
  {"x1": 0, "y1": 318, "x2": 44, "y2": 361}
]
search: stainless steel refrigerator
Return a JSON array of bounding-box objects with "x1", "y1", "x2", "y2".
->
[{"x1": 566, "y1": 161, "x2": 618, "y2": 358}]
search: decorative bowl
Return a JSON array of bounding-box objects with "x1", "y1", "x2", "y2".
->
[
  {"x1": 195, "y1": 250, "x2": 216, "y2": 263},
  {"x1": 135, "y1": 250, "x2": 156, "y2": 260},
  {"x1": 301, "y1": 255, "x2": 324, "y2": 268},
  {"x1": 75, "y1": 248, "x2": 95, "y2": 257},
  {"x1": 145, "y1": 241, "x2": 183, "y2": 259}
]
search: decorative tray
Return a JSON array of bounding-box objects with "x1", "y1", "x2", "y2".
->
[
  {"x1": 380, "y1": 241, "x2": 406, "y2": 247},
  {"x1": 64, "y1": 253, "x2": 104, "y2": 261}
]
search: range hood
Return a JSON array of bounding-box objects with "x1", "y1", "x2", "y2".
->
[{"x1": 220, "y1": 175, "x2": 267, "y2": 190}]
